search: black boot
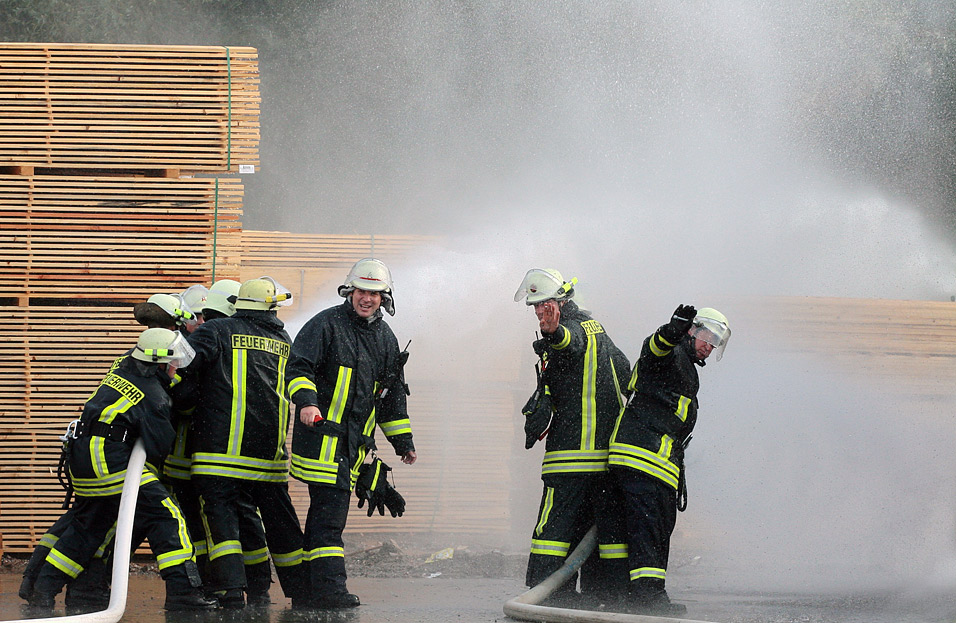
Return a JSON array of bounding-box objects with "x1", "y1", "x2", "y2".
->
[
  {"x1": 65, "y1": 557, "x2": 111, "y2": 612},
  {"x1": 311, "y1": 592, "x2": 360, "y2": 609},
  {"x1": 164, "y1": 590, "x2": 220, "y2": 611},
  {"x1": 626, "y1": 580, "x2": 687, "y2": 616}
]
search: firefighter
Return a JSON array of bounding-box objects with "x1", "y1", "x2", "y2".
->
[
  {"x1": 288, "y1": 258, "x2": 416, "y2": 609},
  {"x1": 165, "y1": 278, "x2": 274, "y2": 606},
  {"x1": 26, "y1": 329, "x2": 217, "y2": 611},
  {"x1": 514, "y1": 269, "x2": 631, "y2": 601},
  {"x1": 19, "y1": 291, "x2": 194, "y2": 610},
  {"x1": 607, "y1": 305, "x2": 731, "y2": 615},
  {"x1": 179, "y1": 277, "x2": 308, "y2": 609}
]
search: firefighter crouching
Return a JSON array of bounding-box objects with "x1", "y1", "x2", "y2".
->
[
  {"x1": 180, "y1": 277, "x2": 308, "y2": 609},
  {"x1": 19, "y1": 291, "x2": 195, "y2": 610},
  {"x1": 607, "y1": 305, "x2": 731, "y2": 615},
  {"x1": 26, "y1": 329, "x2": 217, "y2": 611},
  {"x1": 288, "y1": 258, "x2": 416, "y2": 610},
  {"x1": 514, "y1": 269, "x2": 631, "y2": 602}
]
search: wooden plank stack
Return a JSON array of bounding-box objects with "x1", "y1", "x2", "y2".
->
[
  {"x1": 0, "y1": 43, "x2": 259, "y2": 174},
  {"x1": 0, "y1": 42, "x2": 250, "y2": 554}
]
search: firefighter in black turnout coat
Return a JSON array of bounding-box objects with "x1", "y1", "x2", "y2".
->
[
  {"x1": 181, "y1": 277, "x2": 308, "y2": 608},
  {"x1": 608, "y1": 305, "x2": 731, "y2": 615},
  {"x1": 27, "y1": 329, "x2": 216, "y2": 611},
  {"x1": 514, "y1": 269, "x2": 630, "y2": 596},
  {"x1": 288, "y1": 258, "x2": 415, "y2": 609}
]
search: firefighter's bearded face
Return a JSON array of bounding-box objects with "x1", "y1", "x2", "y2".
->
[{"x1": 351, "y1": 288, "x2": 382, "y2": 318}]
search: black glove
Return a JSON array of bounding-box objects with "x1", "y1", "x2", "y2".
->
[
  {"x1": 355, "y1": 458, "x2": 391, "y2": 517},
  {"x1": 660, "y1": 304, "x2": 696, "y2": 344},
  {"x1": 522, "y1": 387, "x2": 553, "y2": 449},
  {"x1": 380, "y1": 481, "x2": 406, "y2": 518},
  {"x1": 532, "y1": 338, "x2": 548, "y2": 357}
]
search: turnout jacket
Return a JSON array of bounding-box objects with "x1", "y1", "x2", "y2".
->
[
  {"x1": 287, "y1": 301, "x2": 413, "y2": 491},
  {"x1": 608, "y1": 325, "x2": 700, "y2": 489},
  {"x1": 181, "y1": 310, "x2": 293, "y2": 482},
  {"x1": 69, "y1": 357, "x2": 175, "y2": 497},
  {"x1": 537, "y1": 300, "x2": 630, "y2": 477}
]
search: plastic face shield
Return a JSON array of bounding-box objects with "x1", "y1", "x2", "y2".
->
[
  {"x1": 692, "y1": 320, "x2": 731, "y2": 361},
  {"x1": 167, "y1": 333, "x2": 197, "y2": 368}
]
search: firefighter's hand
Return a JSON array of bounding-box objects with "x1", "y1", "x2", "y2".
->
[
  {"x1": 671, "y1": 304, "x2": 696, "y2": 334},
  {"x1": 401, "y1": 450, "x2": 417, "y2": 465},
  {"x1": 299, "y1": 405, "x2": 323, "y2": 427},
  {"x1": 534, "y1": 300, "x2": 561, "y2": 334}
]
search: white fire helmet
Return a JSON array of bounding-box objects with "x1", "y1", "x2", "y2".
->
[
  {"x1": 203, "y1": 279, "x2": 242, "y2": 317},
  {"x1": 181, "y1": 284, "x2": 209, "y2": 316},
  {"x1": 146, "y1": 293, "x2": 194, "y2": 326},
  {"x1": 235, "y1": 277, "x2": 293, "y2": 311},
  {"x1": 131, "y1": 328, "x2": 196, "y2": 367},
  {"x1": 337, "y1": 258, "x2": 395, "y2": 315},
  {"x1": 692, "y1": 307, "x2": 731, "y2": 361},
  {"x1": 513, "y1": 268, "x2": 578, "y2": 305}
]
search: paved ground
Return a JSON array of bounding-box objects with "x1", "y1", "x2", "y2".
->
[{"x1": 3, "y1": 570, "x2": 956, "y2": 623}]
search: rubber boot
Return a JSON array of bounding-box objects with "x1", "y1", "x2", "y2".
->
[
  {"x1": 163, "y1": 568, "x2": 220, "y2": 611},
  {"x1": 65, "y1": 556, "x2": 111, "y2": 612},
  {"x1": 626, "y1": 578, "x2": 686, "y2": 616}
]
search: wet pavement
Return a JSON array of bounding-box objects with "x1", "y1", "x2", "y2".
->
[{"x1": 2, "y1": 572, "x2": 955, "y2": 623}]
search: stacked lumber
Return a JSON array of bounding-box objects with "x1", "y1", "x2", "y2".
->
[
  {"x1": 240, "y1": 231, "x2": 437, "y2": 314},
  {"x1": 736, "y1": 296, "x2": 956, "y2": 397},
  {"x1": 0, "y1": 43, "x2": 259, "y2": 173},
  {"x1": 0, "y1": 43, "x2": 251, "y2": 554},
  {"x1": 0, "y1": 175, "x2": 242, "y2": 301},
  {"x1": 0, "y1": 308, "x2": 142, "y2": 551}
]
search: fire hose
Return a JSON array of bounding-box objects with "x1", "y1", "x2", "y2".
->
[
  {"x1": 11, "y1": 439, "x2": 146, "y2": 623},
  {"x1": 503, "y1": 525, "x2": 716, "y2": 623}
]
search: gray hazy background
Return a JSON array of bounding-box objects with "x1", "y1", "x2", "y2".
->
[{"x1": 5, "y1": 0, "x2": 956, "y2": 596}]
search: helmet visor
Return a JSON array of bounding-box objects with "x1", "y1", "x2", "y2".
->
[
  {"x1": 692, "y1": 319, "x2": 731, "y2": 361},
  {"x1": 166, "y1": 333, "x2": 196, "y2": 368}
]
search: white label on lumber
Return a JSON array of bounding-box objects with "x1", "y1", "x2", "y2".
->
[{"x1": 239, "y1": 165, "x2": 256, "y2": 174}]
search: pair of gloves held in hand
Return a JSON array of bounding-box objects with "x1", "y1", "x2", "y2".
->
[{"x1": 355, "y1": 457, "x2": 406, "y2": 518}]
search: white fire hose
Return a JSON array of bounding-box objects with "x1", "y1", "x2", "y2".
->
[
  {"x1": 13, "y1": 439, "x2": 146, "y2": 623},
  {"x1": 503, "y1": 525, "x2": 717, "y2": 623}
]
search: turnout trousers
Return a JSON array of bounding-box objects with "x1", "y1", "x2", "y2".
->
[
  {"x1": 610, "y1": 468, "x2": 678, "y2": 596},
  {"x1": 193, "y1": 476, "x2": 306, "y2": 600},
  {"x1": 32, "y1": 480, "x2": 196, "y2": 599},
  {"x1": 171, "y1": 479, "x2": 272, "y2": 597},
  {"x1": 304, "y1": 484, "x2": 351, "y2": 598},
  {"x1": 526, "y1": 473, "x2": 605, "y2": 590}
]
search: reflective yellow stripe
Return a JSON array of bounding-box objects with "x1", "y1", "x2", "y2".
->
[
  {"x1": 649, "y1": 333, "x2": 674, "y2": 357},
  {"x1": 288, "y1": 376, "x2": 316, "y2": 398},
  {"x1": 380, "y1": 418, "x2": 412, "y2": 436},
  {"x1": 272, "y1": 548, "x2": 303, "y2": 568},
  {"x1": 327, "y1": 366, "x2": 352, "y2": 424},
  {"x1": 675, "y1": 395, "x2": 691, "y2": 422},
  {"x1": 243, "y1": 546, "x2": 269, "y2": 566},
  {"x1": 551, "y1": 325, "x2": 571, "y2": 350},
  {"x1": 581, "y1": 331, "x2": 598, "y2": 450},
  {"x1": 630, "y1": 566, "x2": 666, "y2": 580},
  {"x1": 608, "y1": 442, "x2": 680, "y2": 489},
  {"x1": 530, "y1": 539, "x2": 570, "y2": 557},
  {"x1": 46, "y1": 548, "x2": 84, "y2": 578},
  {"x1": 609, "y1": 355, "x2": 625, "y2": 408},
  {"x1": 542, "y1": 449, "x2": 608, "y2": 474},
  {"x1": 599, "y1": 543, "x2": 629, "y2": 559},
  {"x1": 305, "y1": 546, "x2": 344, "y2": 560},
  {"x1": 228, "y1": 348, "x2": 248, "y2": 455},
  {"x1": 534, "y1": 487, "x2": 555, "y2": 536},
  {"x1": 209, "y1": 539, "x2": 242, "y2": 561},
  {"x1": 276, "y1": 351, "x2": 290, "y2": 460}
]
